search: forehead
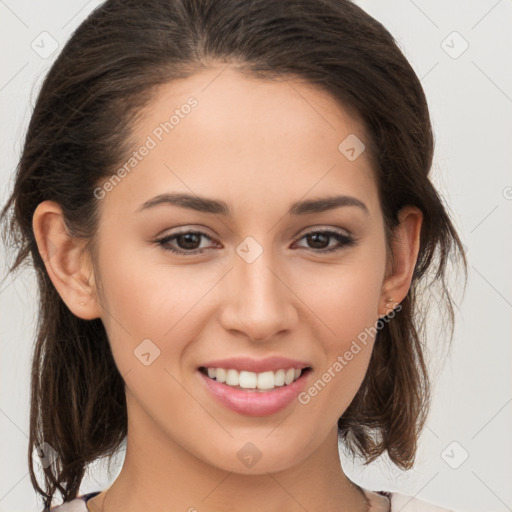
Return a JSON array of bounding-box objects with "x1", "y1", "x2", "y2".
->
[{"x1": 102, "y1": 65, "x2": 380, "y2": 219}]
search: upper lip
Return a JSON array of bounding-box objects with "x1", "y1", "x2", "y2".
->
[{"x1": 199, "y1": 356, "x2": 312, "y2": 373}]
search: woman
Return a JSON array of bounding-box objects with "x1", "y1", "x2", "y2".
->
[{"x1": 0, "y1": 0, "x2": 467, "y2": 510}]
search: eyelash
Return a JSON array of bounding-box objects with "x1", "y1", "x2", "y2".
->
[{"x1": 155, "y1": 229, "x2": 357, "y2": 256}]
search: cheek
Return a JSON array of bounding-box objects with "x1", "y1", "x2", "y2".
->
[
  {"x1": 296, "y1": 248, "x2": 385, "y2": 411},
  {"x1": 305, "y1": 248, "x2": 386, "y2": 347},
  {"x1": 97, "y1": 236, "x2": 201, "y2": 335},
  {"x1": 298, "y1": 276, "x2": 380, "y2": 421},
  {"x1": 95, "y1": 238, "x2": 219, "y2": 375}
]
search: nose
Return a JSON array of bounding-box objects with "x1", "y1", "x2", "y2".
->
[{"x1": 218, "y1": 245, "x2": 298, "y2": 342}]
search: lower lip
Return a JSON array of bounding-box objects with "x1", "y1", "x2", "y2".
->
[{"x1": 198, "y1": 369, "x2": 311, "y2": 417}]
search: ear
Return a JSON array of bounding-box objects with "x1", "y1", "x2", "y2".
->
[
  {"x1": 32, "y1": 200, "x2": 102, "y2": 320},
  {"x1": 379, "y1": 205, "x2": 423, "y2": 317}
]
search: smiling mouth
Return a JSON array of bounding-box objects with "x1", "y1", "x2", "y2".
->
[{"x1": 198, "y1": 366, "x2": 312, "y2": 392}]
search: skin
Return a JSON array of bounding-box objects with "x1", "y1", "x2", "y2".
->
[{"x1": 33, "y1": 64, "x2": 422, "y2": 512}]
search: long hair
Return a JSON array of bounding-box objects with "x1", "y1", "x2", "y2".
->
[{"x1": 0, "y1": 0, "x2": 467, "y2": 509}]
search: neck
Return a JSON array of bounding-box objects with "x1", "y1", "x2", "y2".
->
[{"x1": 87, "y1": 398, "x2": 369, "y2": 512}]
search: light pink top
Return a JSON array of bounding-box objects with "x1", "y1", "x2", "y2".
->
[{"x1": 47, "y1": 488, "x2": 458, "y2": 511}]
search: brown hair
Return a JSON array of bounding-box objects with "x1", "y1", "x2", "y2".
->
[{"x1": 0, "y1": 0, "x2": 467, "y2": 509}]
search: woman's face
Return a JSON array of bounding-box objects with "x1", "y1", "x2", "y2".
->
[{"x1": 91, "y1": 66, "x2": 390, "y2": 473}]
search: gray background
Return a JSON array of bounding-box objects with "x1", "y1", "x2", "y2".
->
[{"x1": 1, "y1": 1, "x2": 511, "y2": 511}]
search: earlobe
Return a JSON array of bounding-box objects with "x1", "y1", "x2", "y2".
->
[
  {"x1": 379, "y1": 205, "x2": 423, "y2": 316},
  {"x1": 32, "y1": 200, "x2": 101, "y2": 320}
]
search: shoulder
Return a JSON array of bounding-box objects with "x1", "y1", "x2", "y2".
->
[
  {"x1": 46, "y1": 491, "x2": 100, "y2": 512},
  {"x1": 47, "y1": 499, "x2": 87, "y2": 512},
  {"x1": 389, "y1": 491, "x2": 457, "y2": 512},
  {"x1": 362, "y1": 488, "x2": 458, "y2": 512}
]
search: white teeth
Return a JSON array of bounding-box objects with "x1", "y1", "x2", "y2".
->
[
  {"x1": 239, "y1": 371, "x2": 257, "y2": 389},
  {"x1": 216, "y1": 368, "x2": 226, "y2": 383},
  {"x1": 274, "y1": 369, "x2": 285, "y2": 386},
  {"x1": 284, "y1": 368, "x2": 295, "y2": 385},
  {"x1": 225, "y1": 369, "x2": 239, "y2": 386},
  {"x1": 203, "y1": 367, "x2": 306, "y2": 390},
  {"x1": 257, "y1": 371, "x2": 275, "y2": 390}
]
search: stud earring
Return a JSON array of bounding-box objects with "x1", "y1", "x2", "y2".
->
[{"x1": 379, "y1": 297, "x2": 395, "y2": 317}]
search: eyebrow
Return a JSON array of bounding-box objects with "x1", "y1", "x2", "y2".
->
[{"x1": 136, "y1": 192, "x2": 369, "y2": 216}]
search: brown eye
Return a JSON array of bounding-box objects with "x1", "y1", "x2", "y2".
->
[
  {"x1": 156, "y1": 230, "x2": 215, "y2": 255},
  {"x1": 155, "y1": 229, "x2": 356, "y2": 256},
  {"x1": 294, "y1": 230, "x2": 356, "y2": 253}
]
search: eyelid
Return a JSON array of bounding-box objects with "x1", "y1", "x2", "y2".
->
[
  {"x1": 156, "y1": 225, "x2": 351, "y2": 244},
  {"x1": 155, "y1": 229, "x2": 217, "y2": 250},
  {"x1": 294, "y1": 224, "x2": 352, "y2": 238},
  {"x1": 155, "y1": 225, "x2": 356, "y2": 256},
  {"x1": 155, "y1": 224, "x2": 216, "y2": 238}
]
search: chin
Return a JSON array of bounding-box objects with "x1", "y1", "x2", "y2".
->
[{"x1": 193, "y1": 434, "x2": 316, "y2": 475}]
